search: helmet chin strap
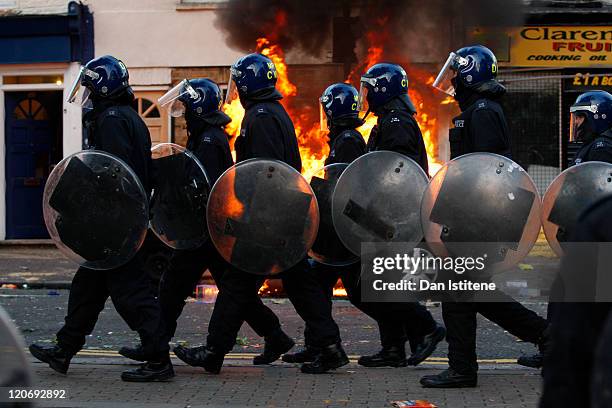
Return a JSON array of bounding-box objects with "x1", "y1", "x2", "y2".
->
[{"x1": 360, "y1": 108, "x2": 371, "y2": 122}]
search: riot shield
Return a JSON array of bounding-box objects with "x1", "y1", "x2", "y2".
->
[
  {"x1": 207, "y1": 159, "x2": 319, "y2": 275},
  {"x1": 331, "y1": 151, "x2": 429, "y2": 257},
  {"x1": 542, "y1": 161, "x2": 612, "y2": 257},
  {"x1": 43, "y1": 150, "x2": 149, "y2": 270},
  {"x1": 0, "y1": 306, "x2": 32, "y2": 388},
  {"x1": 308, "y1": 163, "x2": 359, "y2": 266},
  {"x1": 421, "y1": 153, "x2": 541, "y2": 273},
  {"x1": 150, "y1": 143, "x2": 211, "y2": 250}
]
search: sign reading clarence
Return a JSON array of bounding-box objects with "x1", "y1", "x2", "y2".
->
[{"x1": 511, "y1": 26, "x2": 612, "y2": 67}]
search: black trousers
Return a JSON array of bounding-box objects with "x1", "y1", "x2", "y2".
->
[
  {"x1": 207, "y1": 259, "x2": 340, "y2": 353},
  {"x1": 310, "y1": 261, "x2": 437, "y2": 350},
  {"x1": 159, "y1": 241, "x2": 281, "y2": 344},
  {"x1": 56, "y1": 247, "x2": 168, "y2": 359},
  {"x1": 442, "y1": 292, "x2": 548, "y2": 374}
]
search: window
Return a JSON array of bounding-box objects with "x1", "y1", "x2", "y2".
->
[
  {"x1": 132, "y1": 97, "x2": 161, "y2": 118},
  {"x1": 13, "y1": 97, "x2": 48, "y2": 121},
  {"x1": 3, "y1": 75, "x2": 63, "y2": 86}
]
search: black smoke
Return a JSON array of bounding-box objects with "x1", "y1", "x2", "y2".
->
[{"x1": 214, "y1": 0, "x2": 526, "y2": 60}]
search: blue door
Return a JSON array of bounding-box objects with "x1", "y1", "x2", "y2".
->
[{"x1": 4, "y1": 91, "x2": 62, "y2": 239}]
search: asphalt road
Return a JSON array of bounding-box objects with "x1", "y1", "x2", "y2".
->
[{"x1": 0, "y1": 288, "x2": 547, "y2": 361}]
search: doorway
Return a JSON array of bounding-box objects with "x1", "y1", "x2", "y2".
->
[{"x1": 4, "y1": 91, "x2": 62, "y2": 238}]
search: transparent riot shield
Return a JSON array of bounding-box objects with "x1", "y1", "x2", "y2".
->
[
  {"x1": 0, "y1": 306, "x2": 32, "y2": 388},
  {"x1": 331, "y1": 151, "x2": 429, "y2": 257},
  {"x1": 207, "y1": 159, "x2": 319, "y2": 275},
  {"x1": 43, "y1": 150, "x2": 149, "y2": 270},
  {"x1": 421, "y1": 153, "x2": 541, "y2": 273},
  {"x1": 308, "y1": 163, "x2": 359, "y2": 266},
  {"x1": 150, "y1": 143, "x2": 211, "y2": 250},
  {"x1": 542, "y1": 161, "x2": 612, "y2": 256}
]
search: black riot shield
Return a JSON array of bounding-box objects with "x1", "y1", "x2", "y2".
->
[
  {"x1": 150, "y1": 143, "x2": 211, "y2": 250},
  {"x1": 43, "y1": 150, "x2": 149, "y2": 270},
  {"x1": 207, "y1": 159, "x2": 319, "y2": 275}
]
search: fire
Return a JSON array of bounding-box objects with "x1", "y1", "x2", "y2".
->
[
  {"x1": 223, "y1": 37, "x2": 329, "y2": 180},
  {"x1": 222, "y1": 36, "x2": 443, "y2": 182},
  {"x1": 333, "y1": 279, "x2": 348, "y2": 298}
]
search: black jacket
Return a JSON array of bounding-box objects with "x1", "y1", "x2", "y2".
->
[
  {"x1": 84, "y1": 99, "x2": 153, "y2": 194},
  {"x1": 450, "y1": 98, "x2": 512, "y2": 160},
  {"x1": 324, "y1": 127, "x2": 366, "y2": 166},
  {"x1": 573, "y1": 133, "x2": 612, "y2": 165},
  {"x1": 366, "y1": 99, "x2": 429, "y2": 175},
  {"x1": 186, "y1": 122, "x2": 234, "y2": 185},
  {"x1": 235, "y1": 99, "x2": 302, "y2": 172}
]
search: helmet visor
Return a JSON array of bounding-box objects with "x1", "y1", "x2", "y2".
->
[
  {"x1": 319, "y1": 98, "x2": 328, "y2": 131},
  {"x1": 433, "y1": 52, "x2": 459, "y2": 96},
  {"x1": 357, "y1": 79, "x2": 373, "y2": 113},
  {"x1": 158, "y1": 79, "x2": 198, "y2": 107},
  {"x1": 224, "y1": 72, "x2": 240, "y2": 106},
  {"x1": 569, "y1": 110, "x2": 588, "y2": 142},
  {"x1": 66, "y1": 66, "x2": 99, "y2": 108},
  {"x1": 159, "y1": 79, "x2": 199, "y2": 118}
]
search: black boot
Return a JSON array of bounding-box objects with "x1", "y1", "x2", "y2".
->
[
  {"x1": 517, "y1": 353, "x2": 543, "y2": 368},
  {"x1": 29, "y1": 344, "x2": 74, "y2": 375},
  {"x1": 300, "y1": 343, "x2": 349, "y2": 374},
  {"x1": 420, "y1": 368, "x2": 477, "y2": 388},
  {"x1": 119, "y1": 344, "x2": 146, "y2": 362},
  {"x1": 253, "y1": 329, "x2": 295, "y2": 365},
  {"x1": 520, "y1": 325, "x2": 550, "y2": 371},
  {"x1": 357, "y1": 345, "x2": 406, "y2": 368},
  {"x1": 173, "y1": 345, "x2": 224, "y2": 374},
  {"x1": 282, "y1": 346, "x2": 320, "y2": 363},
  {"x1": 538, "y1": 325, "x2": 552, "y2": 358},
  {"x1": 407, "y1": 324, "x2": 446, "y2": 366},
  {"x1": 121, "y1": 356, "x2": 175, "y2": 382}
]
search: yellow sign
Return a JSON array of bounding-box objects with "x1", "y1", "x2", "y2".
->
[{"x1": 510, "y1": 26, "x2": 612, "y2": 67}]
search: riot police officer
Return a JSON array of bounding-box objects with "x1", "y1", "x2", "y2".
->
[
  {"x1": 359, "y1": 63, "x2": 429, "y2": 173},
  {"x1": 29, "y1": 55, "x2": 173, "y2": 382},
  {"x1": 175, "y1": 53, "x2": 349, "y2": 374},
  {"x1": 570, "y1": 90, "x2": 612, "y2": 165},
  {"x1": 356, "y1": 65, "x2": 447, "y2": 366},
  {"x1": 519, "y1": 90, "x2": 612, "y2": 369},
  {"x1": 118, "y1": 78, "x2": 293, "y2": 370},
  {"x1": 420, "y1": 45, "x2": 549, "y2": 388},
  {"x1": 283, "y1": 82, "x2": 445, "y2": 368},
  {"x1": 284, "y1": 83, "x2": 364, "y2": 364},
  {"x1": 540, "y1": 194, "x2": 612, "y2": 407}
]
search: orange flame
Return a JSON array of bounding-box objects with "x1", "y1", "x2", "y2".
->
[{"x1": 222, "y1": 36, "x2": 442, "y2": 183}]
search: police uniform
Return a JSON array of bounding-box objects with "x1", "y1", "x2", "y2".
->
[
  {"x1": 56, "y1": 97, "x2": 168, "y2": 361},
  {"x1": 312, "y1": 124, "x2": 438, "y2": 353},
  {"x1": 206, "y1": 97, "x2": 342, "y2": 354},
  {"x1": 573, "y1": 134, "x2": 612, "y2": 165},
  {"x1": 449, "y1": 98, "x2": 511, "y2": 159},
  {"x1": 157, "y1": 117, "x2": 286, "y2": 353},
  {"x1": 367, "y1": 99, "x2": 429, "y2": 175},
  {"x1": 366, "y1": 101, "x2": 442, "y2": 350},
  {"x1": 540, "y1": 195, "x2": 612, "y2": 407},
  {"x1": 441, "y1": 94, "x2": 548, "y2": 376}
]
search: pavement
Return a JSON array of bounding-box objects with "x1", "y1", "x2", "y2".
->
[{"x1": 0, "y1": 243, "x2": 556, "y2": 407}]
